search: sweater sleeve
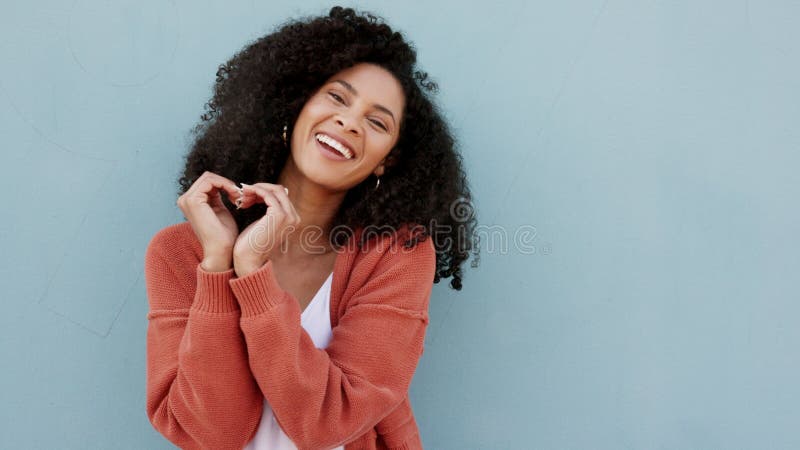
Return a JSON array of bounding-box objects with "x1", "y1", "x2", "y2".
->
[
  {"x1": 228, "y1": 237, "x2": 436, "y2": 450},
  {"x1": 144, "y1": 227, "x2": 264, "y2": 450}
]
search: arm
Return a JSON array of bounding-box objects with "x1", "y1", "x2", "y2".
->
[
  {"x1": 228, "y1": 236, "x2": 436, "y2": 450},
  {"x1": 144, "y1": 228, "x2": 264, "y2": 450}
]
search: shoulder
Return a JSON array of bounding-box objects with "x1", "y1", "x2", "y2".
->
[
  {"x1": 350, "y1": 224, "x2": 435, "y2": 270},
  {"x1": 343, "y1": 225, "x2": 436, "y2": 311}
]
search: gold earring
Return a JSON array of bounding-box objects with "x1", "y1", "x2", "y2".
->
[{"x1": 282, "y1": 124, "x2": 288, "y2": 145}]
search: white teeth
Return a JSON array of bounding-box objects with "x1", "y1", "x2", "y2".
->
[{"x1": 315, "y1": 133, "x2": 353, "y2": 159}]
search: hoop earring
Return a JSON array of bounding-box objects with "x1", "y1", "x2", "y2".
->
[{"x1": 282, "y1": 124, "x2": 288, "y2": 146}]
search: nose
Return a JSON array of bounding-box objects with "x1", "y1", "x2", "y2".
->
[{"x1": 335, "y1": 114, "x2": 361, "y2": 136}]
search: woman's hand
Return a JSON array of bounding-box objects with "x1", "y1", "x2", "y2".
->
[
  {"x1": 233, "y1": 183, "x2": 300, "y2": 277},
  {"x1": 176, "y1": 171, "x2": 242, "y2": 272}
]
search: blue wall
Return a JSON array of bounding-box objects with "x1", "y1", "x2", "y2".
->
[{"x1": 2, "y1": 1, "x2": 798, "y2": 448}]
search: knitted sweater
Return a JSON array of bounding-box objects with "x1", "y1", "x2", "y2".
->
[{"x1": 144, "y1": 221, "x2": 435, "y2": 450}]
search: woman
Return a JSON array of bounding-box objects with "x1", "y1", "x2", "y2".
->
[{"x1": 145, "y1": 6, "x2": 477, "y2": 449}]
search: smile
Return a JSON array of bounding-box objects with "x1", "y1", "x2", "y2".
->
[
  {"x1": 315, "y1": 134, "x2": 353, "y2": 161},
  {"x1": 315, "y1": 133, "x2": 354, "y2": 159}
]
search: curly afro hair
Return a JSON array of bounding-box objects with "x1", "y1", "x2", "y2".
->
[{"x1": 177, "y1": 6, "x2": 478, "y2": 290}]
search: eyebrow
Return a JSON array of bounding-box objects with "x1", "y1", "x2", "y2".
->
[{"x1": 332, "y1": 79, "x2": 396, "y2": 125}]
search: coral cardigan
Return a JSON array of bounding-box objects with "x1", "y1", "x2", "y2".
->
[{"x1": 144, "y1": 221, "x2": 435, "y2": 450}]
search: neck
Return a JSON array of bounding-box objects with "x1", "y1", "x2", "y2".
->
[{"x1": 275, "y1": 158, "x2": 345, "y2": 258}]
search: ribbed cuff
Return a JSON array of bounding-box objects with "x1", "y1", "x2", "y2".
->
[
  {"x1": 191, "y1": 264, "x2": 239, "y2": 313},
  {"x1": 228, "y1": 259, "x2": 288, "y2": 317}
]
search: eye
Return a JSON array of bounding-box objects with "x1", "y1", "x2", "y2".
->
[
  {"x1": 369, "y1": 119, "x2": 388, "y2": 131},
  {"x1": 328, "y1": 92, "x2": 345, "y2": 103},
  {"x1": 329, "y1": 91, "x2": 388, "y2": 132}
]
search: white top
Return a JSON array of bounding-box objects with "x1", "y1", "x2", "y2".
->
[{"x1": 243, "y1": 272, "x2": 344, "y2": 450}]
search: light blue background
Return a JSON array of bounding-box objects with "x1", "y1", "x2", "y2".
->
[{"x1": 1, "y1": 0, "x2": 798, "y2": 448}]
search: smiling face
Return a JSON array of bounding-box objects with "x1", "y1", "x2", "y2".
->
[{"x1": 287, "y1": 62, "x2": 405, "y2": 191}]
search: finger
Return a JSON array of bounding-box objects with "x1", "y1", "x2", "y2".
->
[
  {"x1": 279, "y1": 189, "x2": 301, "y2": 224},
  {"x1": 185, "y1": 178, "x2": 239, "y2": 210},
  {"x1": 247, "y1": 184, "x2": 294, "y2": 220},
  {"x1": 236, "y1": 183, "x2": 265, "y2": 209},
  {"x1": 188, "y1": 171, "x2": 240, "y2": 203},
  {"x1": 244, "y1": 185, "x2": 289, "y2": 220},
  {"x1": 254, "y1": 183, "x2": 299, "y2": 223},
  {"x1": 270, "y1": 185, "x2": 300, "y2": 223},
  {"x1": 204, "y1": 173, "x2": 242, "y2": 203},
  {"x1": 209, "y1": 189, "x2": 225, "y2": 210}
]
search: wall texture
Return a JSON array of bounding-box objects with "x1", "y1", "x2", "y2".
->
[{"x1": 1, "y1": 0, "x2": 798, "y2": 448}]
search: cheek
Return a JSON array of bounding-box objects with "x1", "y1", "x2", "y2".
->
[
  {"x1": 307, "y1": 97, "x2": 336, "y2": 116},
  {"x1": 295, "y1": 101, "x2": 328, "y2": 127},
  {"x1": 363, "y1": 136, "x2": 395, "y2": 163},
  {"x1": 376, "y1": 131, "x2": 397, "y2": 152}
]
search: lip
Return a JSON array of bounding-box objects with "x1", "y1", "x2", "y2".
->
[
  {"x1": 315, "y1": 137, "x2": 352, "y2": 161},
  {"x1": 314, "y1": 130, "x2": 357, "y2": 159}
]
